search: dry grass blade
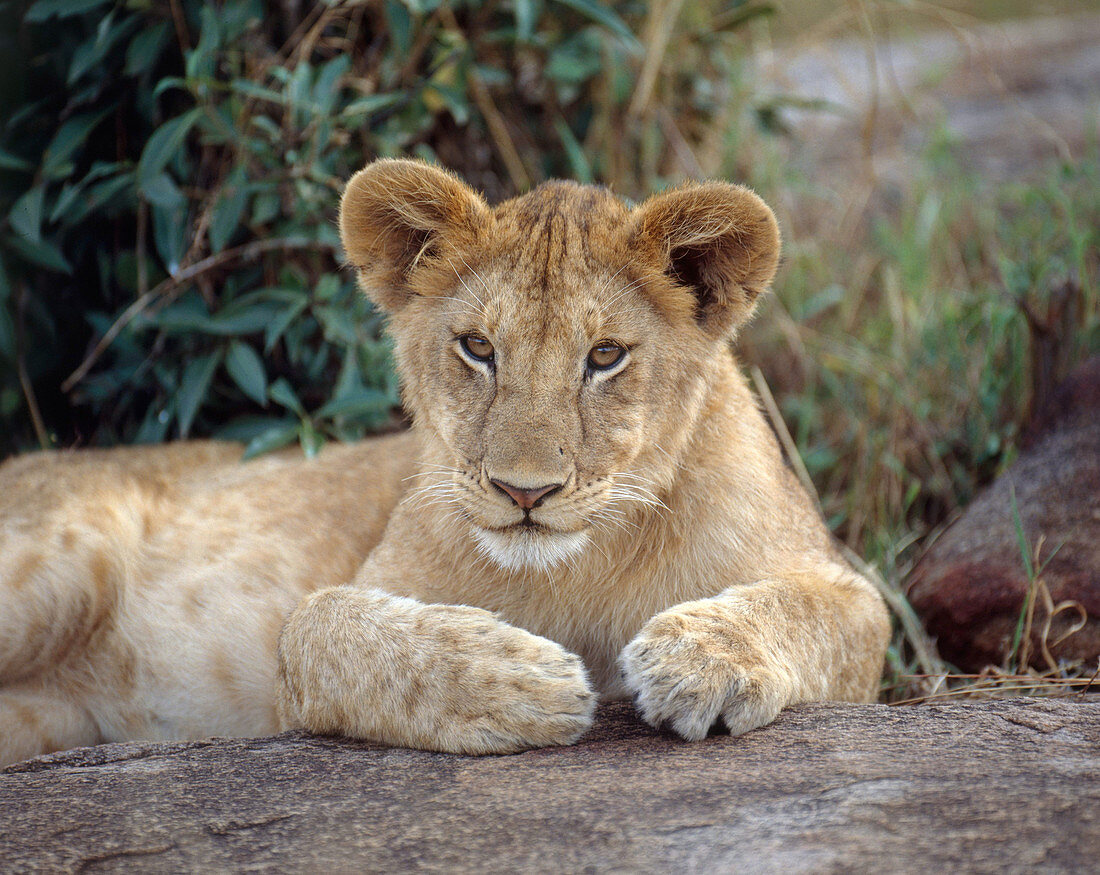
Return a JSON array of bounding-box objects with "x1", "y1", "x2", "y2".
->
[
  {"x1": 890, "y1": 671, "x2": 1098, "y2": 706},
  {"x1": 750, "y1": 365, "x2": 946, "y2": 677}
]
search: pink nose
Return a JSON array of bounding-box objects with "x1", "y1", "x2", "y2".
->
[{"x1": 490, "y1": 480, "x2": 562, "y2": 511}]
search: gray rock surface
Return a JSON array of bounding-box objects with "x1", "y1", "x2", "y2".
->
[{"x1": 2, "y1": 699, "x2": 1098, "y2": 873}]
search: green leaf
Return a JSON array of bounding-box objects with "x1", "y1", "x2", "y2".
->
[
  {"x1": 315, "y1": 387, "x2": 392, "y2": 419},
  {"x1": 151, "y1": 200, "x2": 188, "y2": 275},
  {"x1": 263, "y1": 298, "x2": 309, "y2": 352},
  {"x1": 125, "y1": 21, "x2": 171, "y2": 77},
  {"x1": 286, "y1": 61, "x2": 313, "y2": 121},
  {"x1": 314, "y1": 274, "x2": 341, "y2": 302},
  {"x1": 137, "y1": 108, "x2": 202, "y2": 194},
  {"x1": 134, "y1": 401, "x2": 174, "y2": 444},
  {"x1": 175, "y1": 351, "x2": 222, "y2": 438},
  {"x1": 208, "y1": 302, "x2": 284, "y2": 335},
  {"x1": 208, "y1": 168, "x2": 249, "y2": 253},
  {"x1": 225, "y1": 340, "x2": 267, "y2": 405},
  {"x1": 268, "y1": 377, "x2": 305, "y2": 417},
  {"x1": 0, "y1": 148, "x2": 34, "y2": 173},
  {"x1": 48, "y1": 162, "x2": 128, "y2": 224},
  {"x1": 69, "y1": 11, "x2": 139, "y2": 85},
  {"x1": 25, "y1": 0, "x2": 110, "y2": 22},
  {"x1": 221, "y1": 0, "x2": 263, "y2": 42},
  {"x1": 251, "y1": 191, "x2": 281, "y2": 226},
  {"x1": 315, "y1": 305, "x2": 358, "y2": 346},
  {"x1": 9, "y1": 186, "x2": 45, "y2": 242},
  {"x1": 185, "y1": 6, "x2": 222, "y2": 81},
  {"x1": 41, "y1": 110, "x2": 112, "y2": 179},
  {"x1": 339, "y1": 93, "x2": 404, "y2": 121},
  {"x1": 230, "y1": 79, "x2": 286, "y2": 105},
  {"x1": 552, "y1": 0, "x2": 640, "y2": 49},
  {"x1": 141, "y1": 172, "x2": 186, "y2": 209},
  {"x1": 153, "y1": 76, "x2": 189, "y2": 99},
  {"x1": 214, "y1": 415, "x2": 290, "y2": 442},
  {"x1": 312, "y1": 55, "x2": 350, "y2": 116},
  {"x1": 298, "y1": 420, "x2": 325, "y2": 459},
  {"x1": 242, "y1": 421, "x2": 298, "y2": 460},
  {"x1": 385, "y1": 0, "x2": 413, "y2": 55},
  {"x1": 546, "y1": 31, "x2": 603, "y2": 87},
  {"x1": 4, "y1": 234, "x2": 72, "y2": 274},
  {"x1": 75, "y1": 172, "x2": 135, "y2": 222}
]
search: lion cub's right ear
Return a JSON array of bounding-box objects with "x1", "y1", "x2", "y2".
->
[{"x1": 339, "y1": 159, "x2": 491, "y2": 312}]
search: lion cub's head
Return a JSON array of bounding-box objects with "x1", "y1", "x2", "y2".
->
[{"x1": 340, "y1": 160, "x2": 779, "y2": 571}]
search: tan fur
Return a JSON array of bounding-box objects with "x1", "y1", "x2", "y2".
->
[{"x1": 0, "y1": 160, "x2": 889, "y2": 765}]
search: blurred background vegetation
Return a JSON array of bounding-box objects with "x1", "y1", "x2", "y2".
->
[{"x1": 0, "y1": 0, "x2": 1097, "y2": 688}]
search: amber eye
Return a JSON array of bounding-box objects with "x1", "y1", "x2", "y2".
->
[
  {"x1": 460, "y1": 334, "x2": 495, "y2": 363},
  {"x1": 587, "y1": 342, "x2": 626, "y2": 372}
]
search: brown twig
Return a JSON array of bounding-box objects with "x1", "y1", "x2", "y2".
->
[
  {"x1": 15, "y1": 283, "x2": 49, "y2": 448},
  {"x1": 61, "y1": 238, "x2": 336, "y2": 393},
  {"x1": 135, "y1": 200, "x2": 149, "y2": 298},
  {"x1": 168, "y1": 0, "x2": 192, "y2": 55}
]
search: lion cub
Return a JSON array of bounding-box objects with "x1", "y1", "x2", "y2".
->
[{"x1": 0, "y1": 160, "x2": 889, "y2": 765}]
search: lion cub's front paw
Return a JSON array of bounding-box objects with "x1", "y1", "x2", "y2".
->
[
  {"x1": 436, "y1": 610, "x2": 597, "y2": 754},
  {"x1": 619, "y1": 603, "x2": 794, "y2": 740},
  {"x1": 278, "y1": 590, "x2": 595, "y2": 755}
]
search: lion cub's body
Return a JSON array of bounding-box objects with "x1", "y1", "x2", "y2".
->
[
  {"x1": 0, "y1": 437, "x2": 411, "y2": 758},
  {"x1": 1, "y1": 161, "x2": 889, "y2": 765}
]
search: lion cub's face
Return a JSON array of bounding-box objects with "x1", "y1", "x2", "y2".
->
[{"x1": 340, "y1": 161, "x2": 779, "y2": 571}]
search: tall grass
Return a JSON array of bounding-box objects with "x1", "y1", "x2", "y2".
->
[{"x1": 739, "y1": 131, "x2": 1099, "y2": 690}]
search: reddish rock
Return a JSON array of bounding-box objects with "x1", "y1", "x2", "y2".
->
[{"x1": 907, "y1": 356, "x2": 1100, "y2": 671}]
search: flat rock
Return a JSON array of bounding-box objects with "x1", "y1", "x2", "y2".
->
[
  {"x1": 907, "y1": 357, "x2": 1100, "y2": 671},
  {"x1": 2, "y1": 699, "x2": 1098, "y2": 873}
]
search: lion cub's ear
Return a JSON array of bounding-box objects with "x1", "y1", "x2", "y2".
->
[
  {"x1": 631, "y1": 183, "x2": 780, "y2": 338},
  {"x1": 339, "y1": 159, "x2": 491, "y2": 312}
]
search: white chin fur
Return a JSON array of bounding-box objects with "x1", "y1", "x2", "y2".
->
[{"x1": 472, "y1": 526, "x2": 590, "y2": 572}]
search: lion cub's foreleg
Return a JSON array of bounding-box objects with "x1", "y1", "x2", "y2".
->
[
  {"x1": 276, "y1": 587, "x2": 596, "y2": 754},
  {"x1": 620, "y1": 566, "x2": 890, "y2": 739}
]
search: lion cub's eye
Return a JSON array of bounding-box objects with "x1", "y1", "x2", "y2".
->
[
  {"x1": 459, "y1": 334, "x2": 495, "y2": 363},
  {"x1": 587, "y1": 342, "x2": 626, "y2": 372}
]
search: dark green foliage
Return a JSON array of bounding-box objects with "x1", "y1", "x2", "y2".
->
[{"x1": 0, "y1": 0, "x2": 764, "y2": 454}]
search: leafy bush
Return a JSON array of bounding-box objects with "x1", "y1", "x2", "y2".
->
[{"x1": 0, "y1": 0, "x2": 769, "y2": 456}]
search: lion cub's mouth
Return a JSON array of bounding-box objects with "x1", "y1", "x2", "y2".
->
[{"x1": 470, "y1": 523, "x2": 590, "y2": 572}]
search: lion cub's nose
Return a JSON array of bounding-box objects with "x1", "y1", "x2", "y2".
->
[{"x1": 490, "y1": 480, "x2": 563, "y2": 510}]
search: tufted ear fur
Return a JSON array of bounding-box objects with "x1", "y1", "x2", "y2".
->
[
  {"x1": 630, "y1": 182, "x2": 780, "y2": 338},
  {"x1": 339, "y1": 159, "x2": 492, "y2": 312}
]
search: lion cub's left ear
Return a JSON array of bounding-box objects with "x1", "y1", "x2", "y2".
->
[
  {"x1": 630, "y1": 182, "x2": 780, "y2": 338},
  {"x1": 339, "y1": 159, "x2": 491, "y2": 312}
]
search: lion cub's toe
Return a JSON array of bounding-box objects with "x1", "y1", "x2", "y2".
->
[
  {"x1": 443, "y1": 621, "x2": 596, "y2": 754},
  {"x1": 619, "y1": 604, "x2": 792, "y2": 740}
]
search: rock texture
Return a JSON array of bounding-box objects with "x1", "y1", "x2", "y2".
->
[
  {"x1": 907, "y1": 356, "x2": 1100, "y2": 671},
  {"x1": 2, "y1": 699, "x2": 1098, "y2": 873}
]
